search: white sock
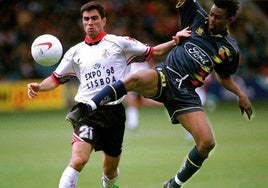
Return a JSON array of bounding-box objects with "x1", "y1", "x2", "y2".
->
[
  {"x1": 126, "y1": 106, "x2": 139, "y2": 130},
  {"x1": 58, "y1": 166, "x2": 80, "y2": 188},
  {"x1": 102, "y1": 169, "x2": 119, "y2": 188}
]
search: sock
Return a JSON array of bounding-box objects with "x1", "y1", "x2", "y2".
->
[
  {"x1": 58, "y1": 166, "x2": 80, "y2": 188},
  {"x1": 126, "y1": 106, "x2": 139, "y2": 130},
  {"x1": 89, "y1": 80, "x2": 127, "y2": 110},
  {"x1": 101, "y1": 173, "x2": 119, "y2": 188},
  {"x1": 171, "y1": 146, "x2": 206, "y2": 187}
]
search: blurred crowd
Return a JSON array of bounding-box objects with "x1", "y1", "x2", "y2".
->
[{"x1": 0, "y1": 0, "x2": 268, "y2": 80}]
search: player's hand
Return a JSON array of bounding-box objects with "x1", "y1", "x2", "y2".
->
[
  {"x1": 238, "y1": 94, "x2": 253, "y2": 120},
  {"x1": 27, "y1": 83, "x2": 41, "y2": 99},
  {"x1": 172, "y1": 26, "x2": 191, "y2": 45}
]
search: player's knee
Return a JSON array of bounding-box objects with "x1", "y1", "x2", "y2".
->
[
  {"x1": 198, "y1": 138, "x2": 215, "y2": 157},
  {"x1": 128, "y1": 73, "x2": 139, "y2": 83},
  {"x1": 205, "y1": 138, "x2": 215, "y2": 151},
  {"x1": 125, "y1": 74, "x2": 140, "y2": 89},
  {"x1": 70, "y1": 155, "x2": 89, "y2": 171}
]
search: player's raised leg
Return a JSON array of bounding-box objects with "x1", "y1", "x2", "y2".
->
[
  {"x1": 66, "y1": 69, "x2": 159, "y2": 123},
  {"x1": 91, "y1": 69, "x2": 159, "y2": 108}
]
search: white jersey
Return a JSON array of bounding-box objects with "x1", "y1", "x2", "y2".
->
[
  {"x1": 53, "y1": 34, "x2": 152, "y2": 105},
  {"x1": 129, "y1": 62, "x2": 150, "y2": 74}
]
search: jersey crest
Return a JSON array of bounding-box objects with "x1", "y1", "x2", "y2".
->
[
  {"x1": 102, "y1": 49, "x2": 110, "y2": 58},
  {"x1": 195, "y1": 27, "x2": 204, "y2": 36}
]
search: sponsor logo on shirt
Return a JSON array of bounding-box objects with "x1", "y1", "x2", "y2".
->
[{"x1": 184, "y1": 42, "x2": 213, "y2": 67}]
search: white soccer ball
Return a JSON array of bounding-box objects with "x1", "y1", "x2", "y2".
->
[{"x1": 31, "y1": 34, "x2": 63, "y2": 66}]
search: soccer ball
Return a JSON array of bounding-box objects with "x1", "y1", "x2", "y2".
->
[{"x1": 31, "y1": 34, "x2": 63, "y2": 66}]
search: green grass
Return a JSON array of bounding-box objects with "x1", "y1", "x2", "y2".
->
[{"x1": 0, "y1": 101, "x2": 267, "y2": 188}]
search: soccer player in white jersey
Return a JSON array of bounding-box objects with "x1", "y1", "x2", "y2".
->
[{"x1": 27, "y1": 1, "x2": 191, "y2": 188}]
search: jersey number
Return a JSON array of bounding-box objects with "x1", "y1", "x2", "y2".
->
[{"x1": 79, "y1": 125, "x2": 93, "y2": 140}]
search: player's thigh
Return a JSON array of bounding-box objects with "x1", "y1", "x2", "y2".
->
[
  {"x1": 125, "y1": 69, "x2": 158, "y2": 97},
  {"x1": 70, "y1": 141, "x2": 93, "y2": 166},
  {"x1": 178, "y1": 111, "x2": 215, "y2": 145}
]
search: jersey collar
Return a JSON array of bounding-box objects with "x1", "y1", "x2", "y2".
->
[
  {"x1": 85, "y1": 31, "x2": 107, "y2": 46},
  {"x1": 210, "y1": 29, "x2": 228, "y2": 38},
  {"x1": 205, "y1": 21, "x2": 228, "y2": 38}
]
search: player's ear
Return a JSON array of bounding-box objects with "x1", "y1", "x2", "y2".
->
[
  {"x1": 102, "y1": 17, "x2": 107, "y2": 25},
  {"x1": 228, "y1": 16, "x2": 235, "y2": 24}
]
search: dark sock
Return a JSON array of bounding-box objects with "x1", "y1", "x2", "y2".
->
[
  {"x1": 171, "y1": 146, "x2": 206, "y2": 187},
  {"x1": 91, "y1": 80, "x2": 127, "y2": 107},
  {"x1": 170, "y1": 180, "x2": 181, "y2": 188}
]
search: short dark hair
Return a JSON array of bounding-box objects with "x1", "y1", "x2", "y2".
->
[
  {"x1": 80, "y1": 1, "x2": 106, "y2": 18},
  {"x1": 213, "y1": 0, "x2": 240, "y2": 18}
]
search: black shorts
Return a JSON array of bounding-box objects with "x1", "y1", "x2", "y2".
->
[
  {"x1": 72, "y1": 104, "x2": 126, "y2": 157},
  {"x1": 153, "y1": 63, "x2": 203, "y2": 124}
]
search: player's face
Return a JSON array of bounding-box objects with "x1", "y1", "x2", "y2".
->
[
  {"x1": 208, "y1": 4, "x2": 229, "y2": 34},
  {"x1": 82, "y1": 9, "x2": 106, "y2": 39}
]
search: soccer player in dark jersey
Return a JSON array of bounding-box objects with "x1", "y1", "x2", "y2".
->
[{"x1": 66, "y1": 0, "x2": 253, "y2": 187}]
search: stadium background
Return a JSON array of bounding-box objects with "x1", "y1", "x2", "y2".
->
[{"x1": 0, "y1": 0, "x2": 267, "y2": 110}]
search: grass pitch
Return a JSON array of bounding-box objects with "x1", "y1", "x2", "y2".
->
[{"x1": 0, "y1": 101, "x2": 267, "y2": 188}]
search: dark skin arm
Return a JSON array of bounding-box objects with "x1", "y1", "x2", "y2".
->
[{"x1": 215, "y1": 74, "x2": 253, "y2": 119}]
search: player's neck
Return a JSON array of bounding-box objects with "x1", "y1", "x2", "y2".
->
[{"x1": 85, "y1": 31, "x2": 107, "y2": 45}]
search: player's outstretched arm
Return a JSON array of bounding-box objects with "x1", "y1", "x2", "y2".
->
[
  {"x1": 27, "y1": 76, "x2": 58, "y2": 99},
  {"x1": 215, "y1": 74, "x2": 253, "y2": 119},
  {"x1": 152, "y1": 27, "x2": 191, "y2": 57}
]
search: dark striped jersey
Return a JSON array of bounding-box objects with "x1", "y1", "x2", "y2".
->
[{"x1": 166, "y1": 0, "x2": 239, "y2": 87}]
